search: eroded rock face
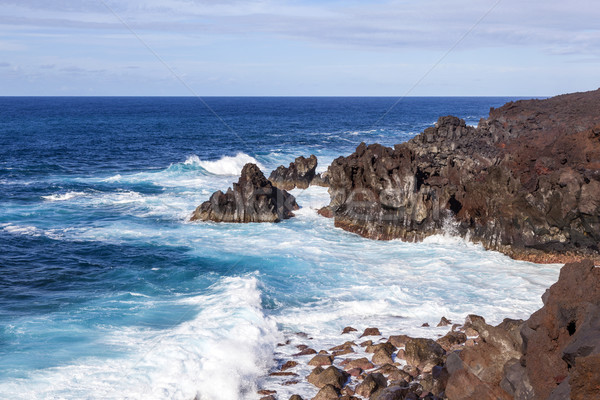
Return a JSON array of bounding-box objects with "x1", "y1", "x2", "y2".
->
[
  {"x1": 269, "y1": 154, "x2": 326, "y2": 190},
  {"x1": 190, "y1": 163, "x2": 299, "y2": 223},
  {"x1": 323, "y1": 90, "x2": 600, "y2": 262}
]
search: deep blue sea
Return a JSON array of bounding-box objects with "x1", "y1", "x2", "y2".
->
[{"x1": 0, "y1": 97, "x2": 561, "y2": 399}]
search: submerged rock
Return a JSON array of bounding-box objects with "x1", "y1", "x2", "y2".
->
[{"x1": 190, "y1": 163, "x2": 299, "y2": 223}]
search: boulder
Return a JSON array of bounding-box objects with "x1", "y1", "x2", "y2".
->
[
  {"x1": 269, "y1": 155, "x2": 319, "y2": 190},
  {"x1": 308, "y1": 354, "x2": 334, "y2": 367},
  {"x1": 191, "y1": 163, "x2": 299, "y2": 222},
  {"x1": 355, "y1": 372, "x2": 387, "y2": 398},
  {"x1": 312, "y1": 384, "x2": 339, "y2": 400},
  {"x1": 436, "y1": 330, "x2": 467, "y2": 351},
  {"x1": 307, "y1": 366, "x2": 349, "y2": 390},
  {"x1": 404, "y1": 338, "x2": 445, "y2": 373},
  {"x1": 360, "y1": 328, "x2": 381, "y2": 337}
]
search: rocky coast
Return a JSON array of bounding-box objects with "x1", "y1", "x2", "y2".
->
[{"x1": 257, "y1": 260, "x2": 599, "y2": 400}]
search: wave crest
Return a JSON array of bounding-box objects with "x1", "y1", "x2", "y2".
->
[{"x1": 183, "y1": 153, "x2": 263, "y2": 176}]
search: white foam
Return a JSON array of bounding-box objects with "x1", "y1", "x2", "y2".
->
[
  {"x1": 41, "y1": 191, "x2": 87, "y2": 201},
  {"x1": 0, "y1": 276, "x2": 280, "y2": 400},
  {"x1": 185, "y1": 153, "x2": 264, "y2": 176}
]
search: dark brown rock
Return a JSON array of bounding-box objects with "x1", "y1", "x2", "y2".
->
[
  {"x1": 312, "y1": 384, "x2": 339, "y2": 400},
  {"x1": 260, "y1": 396, "x2": 276, "y2": 400},
  {"x1": 365, "y1": 342, "x2": 396, "y2": 354},
  {"x1": 281, "y1": 360, "x2": 299, "y2": 371},
  {"x1": 191, "y1": 163, "x2": 299, "y2": 223},
  {"x1": 258, "y1": 389, "x2": 276, "y2": 395},
  {"x1": 372, "y1": 348, "x2": 394, "y2": 365},
  {"x1": 289, "y1": 395, "x2": 304, "y2": 400},
  {"x1": 343, "y1": 357, "x2": 375, "y2": 371},
  {"x1": 371, "y1": 385, "x2": 410, "y2": 400},
  {"x1": 437, "y1": 317, "x2": 451, "y2": 327},
  {"x1": 308, "y1": 354, "x2": 334, "y2": 366},
  {"x1": 307, "y1": 366, "x2": 349, "y2": 390},
  {"x1": 360, "y1": 328, "x2": 381, "y2": 337},
  {"x1": 355, "y1": 372, "x2": 387, "y2": 398},
  {"x1": 269, "y1": 154, "x2": 319, "y2": 190},
  {"x1": 570, "y1": 353, "x2": 600, "y2": 400},
  {"x1": 341, "y1": 326, "x2": 357, "y2": 334},
  {"x1": 294, "y1": 348, "x2": 317, "y2": 357},
  {"x1": 321, "y1": 90, "x2": 600, "y2": 263},
  {"x1": 387, "y1": 335, "x2": 411, "y2": 347},
  {"x1": 436, "y1": 330, "x2": 467, "y2": 351}
]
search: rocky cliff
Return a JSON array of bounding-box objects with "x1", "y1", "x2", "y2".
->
[
  {"x1": 269, "y1": 154, "x2": 327, "y2": 190},
  {"x1": 322, "y1": 89, "x2": 600, "y2": 263},
  {"x1": 190, "y1": 163, "x2": 299, "y2": 223}
]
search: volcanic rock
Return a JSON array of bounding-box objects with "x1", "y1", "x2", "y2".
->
[
  {"x1": 404, "y1": 338, "x2": 445, "y2": 373},
  {"x1": 191, "y1": 163, "x2": 299, "y2": 222},
  {"x1": 322, "y1": 90, "x2": 600, "y2": 262},
  {"x1": 269, "y1": 154, "x2": 321, "y2": 190},
  {"x1": 355, "y1": 372, "x2": 387, "y2": 398},
  {"x1": 307, "y1": 366, "x2": 349, "y2": 390}
]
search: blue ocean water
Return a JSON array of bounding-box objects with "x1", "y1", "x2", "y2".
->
[{"x1": 0, "y1": 97, "x2": 560, "y2": 399}]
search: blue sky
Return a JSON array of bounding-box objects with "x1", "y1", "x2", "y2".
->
[{"x1": 1, "y1": 0, "x2": 599, "y2": 96}]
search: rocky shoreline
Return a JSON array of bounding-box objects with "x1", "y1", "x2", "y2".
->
[
  {"x1": 257, "y1": 260, "x2": 599, "y2": 400},
  {"x1": 192, "y1": 89, "x2": 600, "y2": 264}
]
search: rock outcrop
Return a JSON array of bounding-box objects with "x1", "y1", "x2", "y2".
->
[
  {"x1": 269, "y1": 154, "x2": 328, "y2": 190},
  {"x1": 322, "y1": 89, "x2": 600, "y2": 262},
  {"x1": 445, "y1": 260, "x2": 600, "y2": 400},
  {"x1": 190, "y1": 163, "x2": 299, "y2": 223}
]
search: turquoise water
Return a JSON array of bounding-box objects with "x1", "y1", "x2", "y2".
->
[{"x1": 0, "y1": 97, "x2": 560, "y2": 399}]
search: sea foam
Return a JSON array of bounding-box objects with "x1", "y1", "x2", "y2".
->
[{"x1": 184, "y1": 153, "x2": 264, "y2": 176}]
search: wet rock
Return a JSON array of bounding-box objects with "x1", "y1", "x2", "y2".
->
[
  {"x1": 360, "y1": 327, "x2": 381, "y2": 337},
  {"x1": 258, "y1": 389, "x2": 276, "y2": 395},
  {"x1": 289, "y1": 395, "x2": 304, "y2": 400},
  {"x1": 436, "y1": 330, "x2": 467, "y2": 351},
  {"x1": 437, "y1": 317, "x2": 451, "y2": 327},
  {"x1": 321, "y1": 90, "x2": 600, "y2": 263},
  {"x1": 355, "y1": 372, "x2": 387, "y2": 398},
  {"x1": 371, "y1": 385, "x2": 410, "y2": 400},
  {"x1": 341, "y1": 326, "x2": 357, "y2": 334},
  {"x1": 360, "y1": 340, "x2": 373, "y2": 347},
  {"x1": 365, "y1": 342, "x2": 396, "y2": 354},
  {"x1": 281, "y1": 361, "x2": 299, "y2": 371},
  {"x1": 404, "y1": 338, "x2": 445, "y2": 373},
  {"x1": 330, "y1": 342, "x2": 355, "y2": 351},
  {"x1": 269, "y1": 154, "x2": 319, "y2": 190},
  {"x1": 312, "y1": 384, "x2": 339, "y2": 400},
  {"x1": 191, "y1": 163, "x2": 299, "y2": 223},
  {"x1": 347, "y1": 367, "x2": 363, "y2": 377},
  {"x1": 294, "y1": 348, "x2": 317, "y2": 357},
  {"x1": 570, "y1": 353, "x2": 600, "y2": 400},
  {"x1": 270, "y1": 371, "x2": 299, "y2": 377},
  {"x1": 307, "y1": 366, "x2": 349, "y2": 390},
  {"x1": 308, "y1": 354, "x2": 334, "y2": 366},
  {"x1": 260, "y1": 396, "x2": 276, "y2": 400}
]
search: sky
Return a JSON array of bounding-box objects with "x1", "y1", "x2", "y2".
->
[{"x1": 0, "y1": 0, "x2": 599, "y2": 96}]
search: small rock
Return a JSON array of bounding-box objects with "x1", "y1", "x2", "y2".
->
[
  {"x1": 464, "y1": 327, "x2": 478, "y2": 337},
  {"x1": 347, "y1": 367, "x2": 363, "y2": 377},
  {"x1": 312, "y1": 384, "x2": 339, "y2": 400},
  {"x1": 421, "y1": 323, "x2": 430, "y2": 327},
  {"x1": 330, "y1": 341, "x2": 356, "y2": 351},
  {"x1": 284, "y1": 380, "x2": 299, "y2": 386},
  {"x1": 260, "y1": 396, "x2": 276, "y2": 400},
  {"x1": 258, "y1": 389, "x2": 276, "y2": 395},
  {"x1": 307, "y1": 366, "x2": 349, "y2": 390},
  {"x1": 270, "y1": 371, "x2": 298, "y2": 377},
  {"x1": 396, "y1": 349, "x2": 405, "y2": 360},
  {"x1": 333, "y1": 348, "x2": 354, "y2": 356},
  {"x1": 308, "y1": 354, "x2": 334, "y2": 366},
  {"x1": 360, "y1": 327, "x2": 381, "y2": 337},
  {"x1": 342, "y1": 326, "x2": 358, "y2": 334},
  {"x1": 360, "y1": 340, "x2": 373, "y2": 347},
  {"x1": 372, "y1": 348, "x2": 395, "y2": 365},
  {"x1": 436, "y1": 331, "x2": 467, "y2": 351},
  {"x1": 465, "y1": 339, "x2": 476, "y2": 347},
  {"x1": 293, "y1": 348, "x2": 317, "y2": 357},
  {"x1": 343, "y1": 357, "x2": 375, "y2": 371},
  {"x1": 281, "y1": 361, "x2": 299, "y2": 371},
  {"x1": 366, "y1": 342, "x2": 396, "y2": 354},
  {"x1": 437, "y1": 317, "x2": 451, "y2": 327},
  {"x1": 318, "y1": 350, "x2": 329, "y2": 355},
  {"x1": 371, "y1": 384, "x2": 409, "y2": 400},
  {"x1": 404, "y1": 338, "x2": 445, "y2": 373},
  {"x1": 289, "y1": 395, "x2": 304, "y2": 400},
  {"x1": 355, "y1": 373, "x2": 388, "y2": 398},
  {"x1": 297, "y1": 344, "x2": 309, "y2": 350},
  {"x1": 388, "y1": 335, "x2": 412, "y2": 347},
  {"x1": 278, "y1": 340, "x2": 291, "y2": 346}
]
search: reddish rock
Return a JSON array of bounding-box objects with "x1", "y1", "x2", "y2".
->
[
  {"x1": 283, "y1": 380, "x2": 299, "y2": 386},
  {"x1": 437, "y1": 317, "x2": 451, "y2": 327},
  {"x1": 332, "y1": 348, "x2": 354, "y2": 356},
  {"x1": 366, "y1": 342, "x2": 396, "y2": 354},
  {"x1": 360, "y1": 327, "x2": 381, "y2": 337},
  {"x1": 404, "y1": 338, "x2": 445, "y2": 373},
  {"x1": 445, "y1": 369, "x2": 511, "y2": 400},
  {"x1": 436, "y1": 330, "x2": 467, "y2": 351},
  {"x1": 343, "y1": 357, "x2": 375, "y2": 371},
  {"x1": 293, "y1": 348, "x2": 317, "y2": 357},
  {"x1": 372, "y1": 348, "x2": 394, "y2": 365},
  {"x1": 270, "y1": 371, "x2": 298, "y2": 377},
  {"x1": 347, "y1": 367, "x2": 362, "y2": 377},
  {"x1": 307, "y1": 366, "x2": 349, "y2": 390},
  {"x1": 360, "y1": 340, "x2": 373, "y2": 347},
  {"x1": 260, "y1": 396, "x2": 276, "y2": 400},
  {"x1": 387, "y1": 335, "x2": 411, "y2": 347},
  {"x1": 258, "y1": 389, "x2": 276, "y2": 395},
  {"x1": 289, "y1": 395, "x2": 304, "y2": 400},
  {"x1": 312, "y1": 384, "x2": 339, "y2": 400},
  {"x1": 330, "y1": 341, "x2": 356, "y2": 351},
  {"x1": 342, "y1": 326, "x2": 358, "y2": 334},
  {"x1": 570, "y1": 353, "x2": 600, "y2": 400},
  {"x1": 308, "y1": 354, "x2": 334, "y2": 366}
]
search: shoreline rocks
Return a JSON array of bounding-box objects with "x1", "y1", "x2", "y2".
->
[
  {"x1": 190, "y1": 163, "x2": 299, "y2": 223},
  {"x1": 259, "y1": 260, "x2": 599, "y2": 400},
  {"x1": 321, "y1": 90, "x2": 600, "y2": 263}
]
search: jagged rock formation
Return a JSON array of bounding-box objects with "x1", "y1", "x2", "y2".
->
[
  {"x1": 321, "y1": 89, "x2": 600, "y2": 262},
  {"x1": 269, "y1": 154, "x2": 328, "y2": 190},
  {"x1": 190, "y1": 163, "x2": 299, "y2": 223},
  {"x1": 445, "y1": 260, "x2": 600, "y2": 400}
]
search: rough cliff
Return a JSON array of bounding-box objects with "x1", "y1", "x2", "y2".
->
[{"x1": 321, "y1": 89, "x2": 600, "y2": 262}]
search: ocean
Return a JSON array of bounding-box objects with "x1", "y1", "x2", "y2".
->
[{"x1": 0, "y1": 97, "x2": 561, "y2": 399}]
